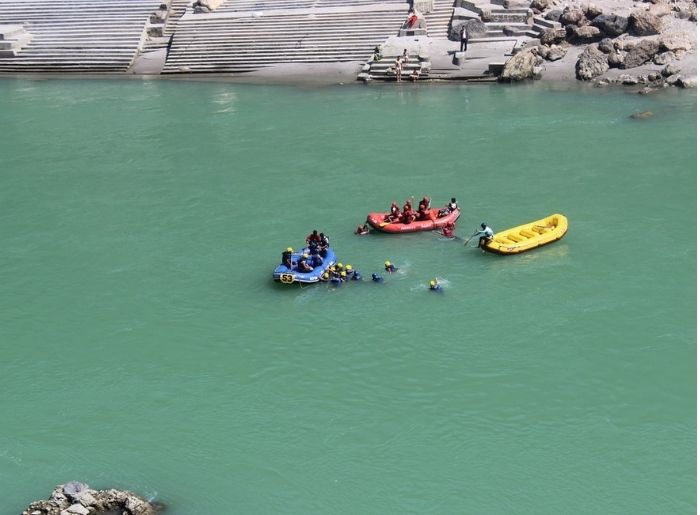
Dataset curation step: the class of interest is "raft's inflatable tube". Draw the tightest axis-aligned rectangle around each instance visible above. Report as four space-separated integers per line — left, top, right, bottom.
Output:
272 247 337 284
366 208 460 233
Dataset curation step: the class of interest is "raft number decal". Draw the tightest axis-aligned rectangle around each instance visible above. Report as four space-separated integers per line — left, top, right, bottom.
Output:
280 274 295 284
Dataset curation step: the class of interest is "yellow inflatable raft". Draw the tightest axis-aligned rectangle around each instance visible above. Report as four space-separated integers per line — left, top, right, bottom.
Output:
481 214 568 255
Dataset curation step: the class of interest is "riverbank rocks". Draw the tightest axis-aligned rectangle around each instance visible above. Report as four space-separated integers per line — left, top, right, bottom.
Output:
530 0 556 12
607 50 626 67
622 38 660 68
545 9 563 21
576 44 609 79
545 44 567 60
629 10 665 35
500 49 538 81
661 62 681 76
598 37 615 53
21 482 161 515
652 50 677 64
680 76 697 88
540 27 566 44
583 3 603 19
591 14 629 36
560 6 585 25
659 32 694 53
569 25 602 43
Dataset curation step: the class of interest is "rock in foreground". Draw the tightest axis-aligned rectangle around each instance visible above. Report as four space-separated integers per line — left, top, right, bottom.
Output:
22 482 162 515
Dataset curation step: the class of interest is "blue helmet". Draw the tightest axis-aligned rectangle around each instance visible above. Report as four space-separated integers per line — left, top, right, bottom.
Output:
481 222 487 229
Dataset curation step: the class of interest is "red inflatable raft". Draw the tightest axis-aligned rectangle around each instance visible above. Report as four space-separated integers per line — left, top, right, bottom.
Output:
366 207 461 233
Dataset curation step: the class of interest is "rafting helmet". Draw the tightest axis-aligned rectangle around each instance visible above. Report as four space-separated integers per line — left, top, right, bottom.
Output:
337 262 343 269
384 260 391 267
341 271 347 277
286 247 293 252
322 272 329 279
480 223 487 229
345 264 352 271
429 280 436 287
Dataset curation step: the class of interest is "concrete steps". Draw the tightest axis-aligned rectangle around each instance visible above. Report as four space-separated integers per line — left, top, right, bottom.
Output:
359 53 430 80
0 0 160 72
423 0 454 38
163 7 405 73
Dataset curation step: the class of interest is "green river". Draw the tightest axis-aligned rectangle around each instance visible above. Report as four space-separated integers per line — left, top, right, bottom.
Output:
0 78 696 514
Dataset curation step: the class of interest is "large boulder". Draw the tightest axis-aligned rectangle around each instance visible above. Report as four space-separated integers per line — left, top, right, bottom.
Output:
583 3 604 19
622 38 660 68
576 44 609 79
608 50 626 67
449 19 487 40
680 77 697 88
500 49 538 81
560 6 585 24
661 62 681 76
598 37 616 53
591 14 629 36
545 45 567 60
544 9 562 21
653 51 678 64
540 27 566 44
659 31 694 53
629 10 664 35
531 0 555 11
570 24 603 43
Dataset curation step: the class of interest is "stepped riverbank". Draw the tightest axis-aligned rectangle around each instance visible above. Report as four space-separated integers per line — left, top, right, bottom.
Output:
0 0 695 90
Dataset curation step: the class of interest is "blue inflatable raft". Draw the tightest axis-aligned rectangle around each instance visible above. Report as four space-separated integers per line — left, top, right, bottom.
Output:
273 247 337 284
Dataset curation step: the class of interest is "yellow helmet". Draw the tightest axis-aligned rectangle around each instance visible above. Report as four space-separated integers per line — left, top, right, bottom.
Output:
337 262 344 269
345 264 352 271
384 260 391 267
286 247 293 252
322 272 329 279
303 254 309 258
341 271 347 277
430 280 436 287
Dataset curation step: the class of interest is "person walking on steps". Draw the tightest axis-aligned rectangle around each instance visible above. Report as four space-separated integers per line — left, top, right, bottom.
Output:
460 25 469 53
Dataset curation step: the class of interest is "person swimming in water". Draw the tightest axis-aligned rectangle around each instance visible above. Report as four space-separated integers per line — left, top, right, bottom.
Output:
429 278 441 291
355 223 370 235
384 261 397 273
371 273 384 283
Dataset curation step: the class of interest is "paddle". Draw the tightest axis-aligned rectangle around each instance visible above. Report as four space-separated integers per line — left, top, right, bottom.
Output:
464 228 479 246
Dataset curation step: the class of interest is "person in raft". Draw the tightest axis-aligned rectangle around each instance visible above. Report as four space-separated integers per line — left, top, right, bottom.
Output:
384 260 397 273
297 255 313 273
306 230 321 246
355 223 370 235
416 201 431 221
281 247 293 268
386 201 400 222
475 222 494 248
420 196 431 210
438 197 458 217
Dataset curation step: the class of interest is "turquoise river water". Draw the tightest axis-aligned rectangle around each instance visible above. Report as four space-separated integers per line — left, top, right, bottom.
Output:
0 78 696 514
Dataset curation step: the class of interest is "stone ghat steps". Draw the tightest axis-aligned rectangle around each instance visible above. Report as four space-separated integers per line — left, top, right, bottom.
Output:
216 0 406 11
363 55 430 80
423 0 456 38
0 0 160 72
164 10 404 73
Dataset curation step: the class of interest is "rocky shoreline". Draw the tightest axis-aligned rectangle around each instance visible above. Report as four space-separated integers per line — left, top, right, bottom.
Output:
21 482 162 515
499 0 696 91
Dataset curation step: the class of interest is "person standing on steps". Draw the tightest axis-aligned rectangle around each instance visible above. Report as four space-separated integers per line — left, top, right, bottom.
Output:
460 25 469 53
